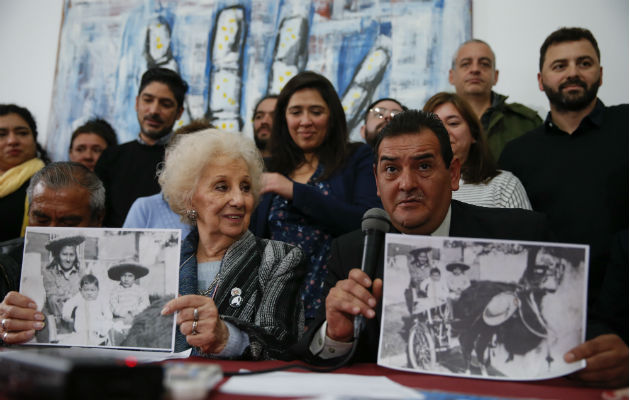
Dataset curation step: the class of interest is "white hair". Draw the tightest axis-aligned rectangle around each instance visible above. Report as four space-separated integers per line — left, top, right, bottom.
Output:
158 129 264 224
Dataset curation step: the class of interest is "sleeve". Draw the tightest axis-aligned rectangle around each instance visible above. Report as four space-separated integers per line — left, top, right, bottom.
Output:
221 243 306 360
122 198 148 228
62 294 81 322
501 171 532 210
291 145 381 236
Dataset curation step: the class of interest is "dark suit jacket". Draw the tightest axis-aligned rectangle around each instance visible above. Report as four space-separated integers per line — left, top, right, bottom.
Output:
294 199 552 364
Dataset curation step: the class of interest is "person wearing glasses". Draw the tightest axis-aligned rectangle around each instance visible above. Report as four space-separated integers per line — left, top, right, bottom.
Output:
360 98 407 147
250 71 381 327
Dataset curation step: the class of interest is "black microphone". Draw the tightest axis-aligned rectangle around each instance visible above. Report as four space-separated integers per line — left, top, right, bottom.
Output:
354 208 391 339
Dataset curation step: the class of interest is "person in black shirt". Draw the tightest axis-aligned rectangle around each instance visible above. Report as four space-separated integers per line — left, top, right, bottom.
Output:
95 68 188 227
499 27 628 388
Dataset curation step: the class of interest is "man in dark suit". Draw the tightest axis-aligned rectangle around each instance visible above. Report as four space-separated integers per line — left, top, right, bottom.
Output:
296 110 625 388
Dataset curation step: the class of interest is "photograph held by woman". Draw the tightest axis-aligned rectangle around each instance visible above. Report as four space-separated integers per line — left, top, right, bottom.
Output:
423 92 531 209
0 104 50 241
159 129 306 360
250 71 381 324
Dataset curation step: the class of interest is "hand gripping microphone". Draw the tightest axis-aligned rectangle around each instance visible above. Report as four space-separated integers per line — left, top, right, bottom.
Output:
354 208 391 339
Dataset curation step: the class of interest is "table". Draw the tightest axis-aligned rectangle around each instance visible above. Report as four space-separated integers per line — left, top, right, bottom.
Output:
190 359 604 400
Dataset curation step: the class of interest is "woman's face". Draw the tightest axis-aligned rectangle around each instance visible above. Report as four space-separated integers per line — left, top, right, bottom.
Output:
285 88 330 155
59 245 77 270
432 102 474 166
191 156 255 244
0 113 37 173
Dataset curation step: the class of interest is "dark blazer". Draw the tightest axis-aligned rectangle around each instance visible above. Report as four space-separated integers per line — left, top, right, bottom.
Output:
294 199 552 364
250 144 381 238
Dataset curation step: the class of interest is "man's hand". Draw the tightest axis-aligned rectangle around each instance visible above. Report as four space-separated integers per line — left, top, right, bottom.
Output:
565 334 629 388
325 268 382 342
0 291 46 344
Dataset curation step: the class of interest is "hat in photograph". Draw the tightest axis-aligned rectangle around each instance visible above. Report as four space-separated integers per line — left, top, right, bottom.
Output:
483 291 519 326
446 262 471 272
45 235 85 254
108 262 149 281
409 247 432 256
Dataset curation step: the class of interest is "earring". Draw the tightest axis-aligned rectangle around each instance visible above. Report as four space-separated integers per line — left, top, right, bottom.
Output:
186 209 198 224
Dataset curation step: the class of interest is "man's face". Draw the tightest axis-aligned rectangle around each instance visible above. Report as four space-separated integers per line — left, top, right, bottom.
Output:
449 42 498 97
29 182 101 227
374 130 460 235
538 39 602 112
120 272 136 288
135 81 184 144
361 100 404 146
253 98 277 150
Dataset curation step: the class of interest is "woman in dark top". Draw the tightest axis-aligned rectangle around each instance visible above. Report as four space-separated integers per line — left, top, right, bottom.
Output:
0 104 49 241
250 71 381 324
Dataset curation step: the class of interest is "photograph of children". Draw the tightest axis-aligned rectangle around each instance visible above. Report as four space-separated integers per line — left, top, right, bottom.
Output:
19 227 180 351
378 234 588 381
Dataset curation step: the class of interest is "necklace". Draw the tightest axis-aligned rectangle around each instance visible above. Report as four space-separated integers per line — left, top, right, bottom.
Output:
199 273 220 299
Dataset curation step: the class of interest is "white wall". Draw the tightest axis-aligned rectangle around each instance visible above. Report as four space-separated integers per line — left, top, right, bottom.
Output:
0 0 627 148
473 0 629 116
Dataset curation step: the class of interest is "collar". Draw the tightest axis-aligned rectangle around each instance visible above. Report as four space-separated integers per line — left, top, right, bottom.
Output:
432 204 451 237
136 132 173 146
543 98 605 133
54 262 80 279
489 91 507 108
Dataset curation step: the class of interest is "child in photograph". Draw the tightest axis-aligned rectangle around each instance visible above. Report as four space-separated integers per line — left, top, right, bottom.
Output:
420 268 450 309
62 274 113 345
108 263 150 344
446 262 471 300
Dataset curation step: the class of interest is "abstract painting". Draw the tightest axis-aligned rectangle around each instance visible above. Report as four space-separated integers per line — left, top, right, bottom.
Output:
47 0 471 161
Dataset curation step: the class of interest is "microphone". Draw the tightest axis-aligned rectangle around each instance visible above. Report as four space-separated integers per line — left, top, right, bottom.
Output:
354 208 391 339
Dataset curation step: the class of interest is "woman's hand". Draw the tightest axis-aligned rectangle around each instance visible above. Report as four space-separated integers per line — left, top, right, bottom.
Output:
0 291 46 344
260 172 294 199
162 295 229 354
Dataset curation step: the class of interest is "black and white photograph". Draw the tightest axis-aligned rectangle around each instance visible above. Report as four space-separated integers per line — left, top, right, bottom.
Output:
19 227 180 351
378 234 588 380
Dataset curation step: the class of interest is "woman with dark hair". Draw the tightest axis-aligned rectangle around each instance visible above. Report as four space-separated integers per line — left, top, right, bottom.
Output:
0 104 50 241
423 92 531 209
250 71 381 323
69 118 118 171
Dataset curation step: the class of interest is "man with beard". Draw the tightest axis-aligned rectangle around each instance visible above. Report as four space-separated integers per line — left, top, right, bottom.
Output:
449 40 541 161
252 95 277 159
360 98 406 147
500 27 628 387
95 68 188 227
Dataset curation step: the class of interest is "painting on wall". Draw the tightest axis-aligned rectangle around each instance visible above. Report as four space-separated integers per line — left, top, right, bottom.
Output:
47 0 471 161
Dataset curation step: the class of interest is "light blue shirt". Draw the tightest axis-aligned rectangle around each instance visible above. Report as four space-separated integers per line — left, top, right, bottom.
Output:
123 193 192 239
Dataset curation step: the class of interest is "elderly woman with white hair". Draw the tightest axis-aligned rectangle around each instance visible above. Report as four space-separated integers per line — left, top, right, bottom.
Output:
159 129 306 360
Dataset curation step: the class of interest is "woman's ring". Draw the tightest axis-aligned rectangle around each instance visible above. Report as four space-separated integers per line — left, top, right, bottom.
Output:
191 320 199 335
193 308 199 322
1 319 7 331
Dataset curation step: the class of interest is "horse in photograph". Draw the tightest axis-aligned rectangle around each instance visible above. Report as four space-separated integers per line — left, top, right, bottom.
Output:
451 246 566 375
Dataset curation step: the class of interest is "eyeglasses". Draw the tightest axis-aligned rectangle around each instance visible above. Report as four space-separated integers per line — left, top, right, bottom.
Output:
369 107 402 119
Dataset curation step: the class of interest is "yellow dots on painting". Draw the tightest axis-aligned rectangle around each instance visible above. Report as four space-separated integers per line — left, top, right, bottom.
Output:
221 122 227 129
223 78 228 83
218 44 223 50
281 43 286 49
230 27 234 33
279 76 285 83
229 122 235 129
222 26 227 31
353 92 360 99
229 18 235 23
216 85 221 90
157 23 162 28
224 35 229 41
285 71 292 76
343 105 349 111
177 120 184 126
291 34 296 39
228 98 236 105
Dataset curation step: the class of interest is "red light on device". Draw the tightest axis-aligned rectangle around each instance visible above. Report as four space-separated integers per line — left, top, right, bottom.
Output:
125 357 138 368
